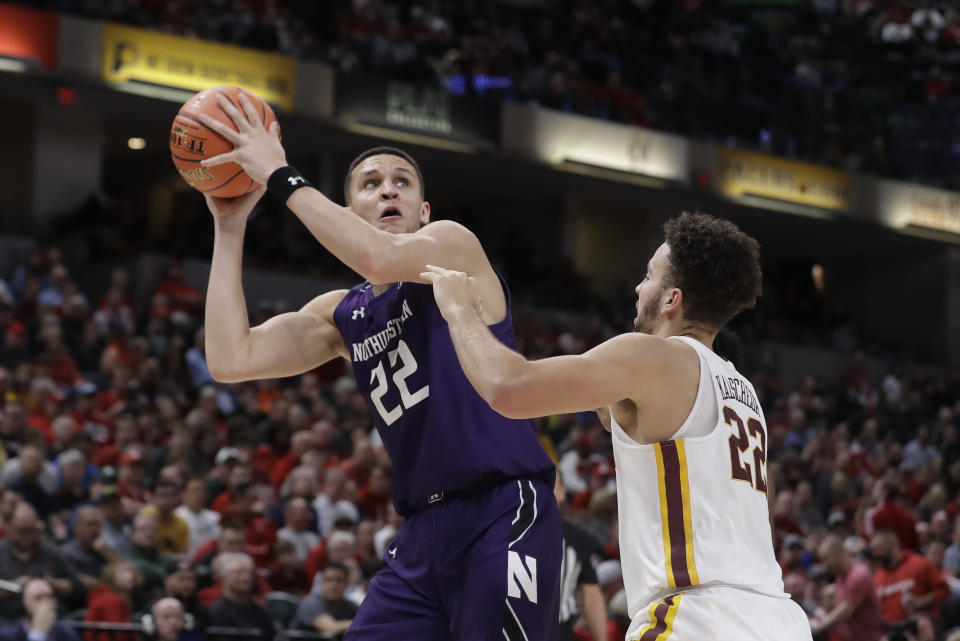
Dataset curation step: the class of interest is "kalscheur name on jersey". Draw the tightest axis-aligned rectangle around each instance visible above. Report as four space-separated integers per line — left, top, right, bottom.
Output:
714 374 761 414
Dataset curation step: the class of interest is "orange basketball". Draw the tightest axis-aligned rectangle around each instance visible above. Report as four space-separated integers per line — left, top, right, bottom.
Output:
170 86 278 198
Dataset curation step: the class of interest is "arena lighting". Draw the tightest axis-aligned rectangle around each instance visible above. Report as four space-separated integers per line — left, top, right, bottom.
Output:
811 265 825 294
0 57 28 73
736 194 837 221
556 160 668 190
110 80 196 104
127 137 147 150
340 121 476 154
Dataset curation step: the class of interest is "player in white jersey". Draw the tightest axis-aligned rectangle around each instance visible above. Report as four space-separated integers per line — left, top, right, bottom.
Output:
421 213 813 641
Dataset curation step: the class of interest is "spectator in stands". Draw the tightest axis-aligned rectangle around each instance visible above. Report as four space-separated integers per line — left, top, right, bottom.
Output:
156 560 206 631
59 505 119 590
55 448 90 513
871 529 950 625
190 522 246 589
116 448 150 515
153 259 202 320
292 561 357 640
0 503 80 619
206 552 275 641
275 465 320 529
140 481 189 557
266 539 310 596
209 465 252 516
902 425 939 473
174 478 220 556
84 560 142 641
94 487 130 557
4 445 57 520
353 520 378 566
276 497 319 563
945 515 960 576
127 512 171 593
306 525 359 582
0 577 81 641
270 431 320 490
812 534 883 640
864 480 920 551
314 468 359 537
794 480 824 531
147 597 187 641
0 402 30 460
355 464 390 524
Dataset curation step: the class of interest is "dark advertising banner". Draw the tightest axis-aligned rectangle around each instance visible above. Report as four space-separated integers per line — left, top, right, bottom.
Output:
336 74 499 149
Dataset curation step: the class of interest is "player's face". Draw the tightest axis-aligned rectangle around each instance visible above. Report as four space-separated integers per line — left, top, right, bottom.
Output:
634 243 671 334
348 155 430 234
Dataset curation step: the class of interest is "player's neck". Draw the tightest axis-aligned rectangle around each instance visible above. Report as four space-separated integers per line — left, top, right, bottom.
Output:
370 281 395 296
655 319 716 350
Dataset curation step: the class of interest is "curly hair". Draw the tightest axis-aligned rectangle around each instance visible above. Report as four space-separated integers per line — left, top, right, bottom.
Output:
663 212 762 329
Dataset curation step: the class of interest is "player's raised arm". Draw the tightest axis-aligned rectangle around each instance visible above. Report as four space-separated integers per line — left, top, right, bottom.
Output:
203 189 349 383
197 94 493 287
420 265 671 419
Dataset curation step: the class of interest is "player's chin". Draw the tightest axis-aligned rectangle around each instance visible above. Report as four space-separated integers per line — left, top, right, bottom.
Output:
378 216 413 233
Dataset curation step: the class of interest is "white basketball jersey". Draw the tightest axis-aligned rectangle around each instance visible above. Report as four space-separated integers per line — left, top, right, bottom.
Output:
611 335 786 622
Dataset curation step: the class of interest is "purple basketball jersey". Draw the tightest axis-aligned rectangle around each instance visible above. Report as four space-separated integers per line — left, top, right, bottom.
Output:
333 275 553 515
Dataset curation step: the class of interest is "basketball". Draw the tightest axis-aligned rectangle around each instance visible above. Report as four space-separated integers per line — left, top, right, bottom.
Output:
170 86 278 198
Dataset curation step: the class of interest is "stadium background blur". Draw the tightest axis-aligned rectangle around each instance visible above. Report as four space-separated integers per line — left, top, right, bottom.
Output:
1 0 960 640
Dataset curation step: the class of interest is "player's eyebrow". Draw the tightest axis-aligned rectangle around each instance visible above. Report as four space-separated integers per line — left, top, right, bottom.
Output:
358 166 413 179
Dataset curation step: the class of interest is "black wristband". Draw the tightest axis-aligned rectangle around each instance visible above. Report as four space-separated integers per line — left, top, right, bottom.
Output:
267 166 312 204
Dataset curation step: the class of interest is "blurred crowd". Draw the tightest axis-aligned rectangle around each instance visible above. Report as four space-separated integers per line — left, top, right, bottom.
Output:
0 241 957 641
14 0 960 187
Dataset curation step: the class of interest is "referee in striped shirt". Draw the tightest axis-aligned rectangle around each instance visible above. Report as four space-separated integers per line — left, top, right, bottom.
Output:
555 469 609 641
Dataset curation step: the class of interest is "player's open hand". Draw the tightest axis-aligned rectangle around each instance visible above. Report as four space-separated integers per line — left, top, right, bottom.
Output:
198 93 286 184
420 265 484 322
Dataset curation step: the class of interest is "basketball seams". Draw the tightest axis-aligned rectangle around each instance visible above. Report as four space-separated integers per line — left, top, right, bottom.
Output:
171 86 275 198
198 168 245 193
170 153 202 163
213 87 241 113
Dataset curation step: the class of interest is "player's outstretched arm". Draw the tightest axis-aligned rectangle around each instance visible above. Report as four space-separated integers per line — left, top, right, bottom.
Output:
198 95 495 289
421 265 662 419
204 189 349 383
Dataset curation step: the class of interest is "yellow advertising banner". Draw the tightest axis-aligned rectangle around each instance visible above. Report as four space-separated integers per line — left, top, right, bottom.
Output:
874 179 960 235
101 23 295 110
716 149 851 211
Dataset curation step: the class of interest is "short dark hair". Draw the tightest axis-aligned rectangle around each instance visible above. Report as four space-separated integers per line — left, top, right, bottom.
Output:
343 146 424 205
663 212 762 329
322 560 348 576
155 480 180 494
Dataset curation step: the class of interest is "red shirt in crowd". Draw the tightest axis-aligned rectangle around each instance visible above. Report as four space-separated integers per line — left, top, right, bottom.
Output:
873 551 950 624
197 576 272 606
864 500 920 552
356 486 390 523
834 562 884 641
270 452 299 489
84 586 133 641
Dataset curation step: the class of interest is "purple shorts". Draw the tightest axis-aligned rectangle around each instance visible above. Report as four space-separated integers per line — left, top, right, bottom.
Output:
345 477 561 641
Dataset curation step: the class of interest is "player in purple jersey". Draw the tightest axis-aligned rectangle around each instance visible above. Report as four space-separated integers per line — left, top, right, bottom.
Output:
196 95 560 641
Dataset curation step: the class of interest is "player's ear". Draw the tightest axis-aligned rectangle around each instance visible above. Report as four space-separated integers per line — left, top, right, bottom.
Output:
663 287 683 315
419 201 431 225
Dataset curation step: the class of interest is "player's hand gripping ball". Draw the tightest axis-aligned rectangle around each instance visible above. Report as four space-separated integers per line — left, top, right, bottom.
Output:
170 86 278 198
